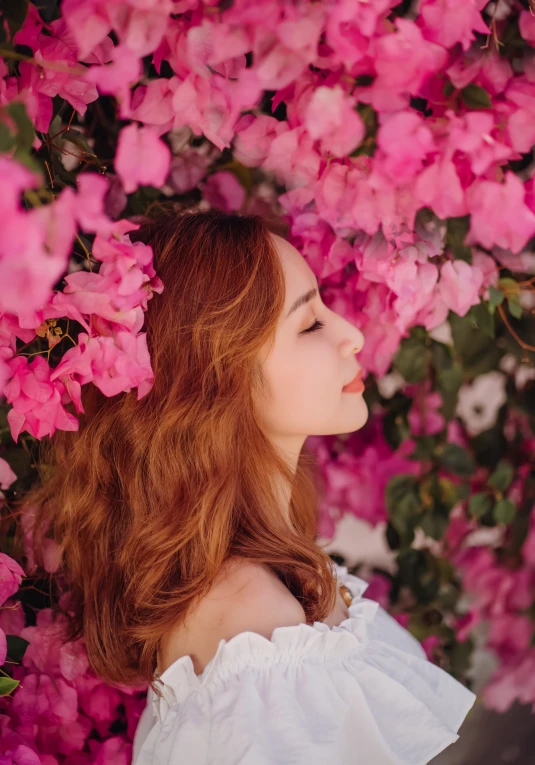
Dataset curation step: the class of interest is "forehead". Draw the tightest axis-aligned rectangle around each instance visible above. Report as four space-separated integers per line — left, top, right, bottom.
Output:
270 234 315 304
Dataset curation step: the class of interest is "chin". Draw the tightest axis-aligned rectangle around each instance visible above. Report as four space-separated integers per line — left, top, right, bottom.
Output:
343 397 369 432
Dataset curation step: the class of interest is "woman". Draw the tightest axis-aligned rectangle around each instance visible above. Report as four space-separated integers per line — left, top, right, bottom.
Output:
29 209 475 764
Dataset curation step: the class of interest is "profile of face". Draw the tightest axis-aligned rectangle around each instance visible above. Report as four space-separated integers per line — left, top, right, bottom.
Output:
257 234 367 461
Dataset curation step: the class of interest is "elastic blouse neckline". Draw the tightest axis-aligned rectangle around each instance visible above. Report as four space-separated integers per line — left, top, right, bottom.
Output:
152 569 376 704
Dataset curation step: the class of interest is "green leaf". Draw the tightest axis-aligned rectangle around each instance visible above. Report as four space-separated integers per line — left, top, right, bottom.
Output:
488 285 504 315
386 475 421 535
470 301 495 338
0 122 15 153
430 340 453 372
396 548 440 604
449 311 504 379
5 634 29 663
5 102 35 153
407 612 435 641
386 520 416 550
498 277 520 296
420 510 449 540
437 363 463 420
494 498 516 525
445 216 472 263
408 436 438 461
356 103 378 131
448 638 474 678
63 127 94 155
438 477 459 510
393 336 428 383
468 492 493 519
436 443 476 478
437 364 463 394
12 150 43 175
460 84 492 110
507 296 523 320
0 677 19 696
456 482 471 501
487 461 514 492
382 393 412 450
386 475 420 511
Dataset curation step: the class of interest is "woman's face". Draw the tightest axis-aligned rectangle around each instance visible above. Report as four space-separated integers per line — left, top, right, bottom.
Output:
257 234 367 461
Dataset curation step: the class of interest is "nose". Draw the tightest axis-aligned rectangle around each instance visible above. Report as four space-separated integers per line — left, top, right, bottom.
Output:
344 325 364 356
352 327 364 354
331 306 365 355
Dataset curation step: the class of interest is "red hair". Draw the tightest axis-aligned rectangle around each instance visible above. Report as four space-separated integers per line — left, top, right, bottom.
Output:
23 208 338 690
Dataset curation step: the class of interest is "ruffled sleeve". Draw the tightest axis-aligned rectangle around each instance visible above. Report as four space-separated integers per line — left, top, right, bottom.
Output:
133 564 476 765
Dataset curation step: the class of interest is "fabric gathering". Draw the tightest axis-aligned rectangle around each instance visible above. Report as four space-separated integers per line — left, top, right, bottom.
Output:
132 565 477 765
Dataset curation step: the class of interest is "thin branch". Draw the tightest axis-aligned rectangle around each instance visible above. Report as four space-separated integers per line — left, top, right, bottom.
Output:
497 303 535 352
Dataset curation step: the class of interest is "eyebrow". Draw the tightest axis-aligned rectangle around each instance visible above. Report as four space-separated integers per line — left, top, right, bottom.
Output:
285 287 318 318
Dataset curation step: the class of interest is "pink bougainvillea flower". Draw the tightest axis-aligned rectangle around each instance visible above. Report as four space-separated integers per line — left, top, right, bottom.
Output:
0 741 42 765
504 75 535 154
487 613 533 663
519 9 535 45
45 226 162 336
50 331 154 400
414 156 468 220
74 170 115 236
169 68 263 151
14 11 99 118
202 170 246 212
465 172 535 254
521 504 535 566
60 0 112 60
0 458 16 491
417 0 490 51
3 356 79 442
388 260 440 334
438 259 484 317
482 649 535 713
234 114 287 166
408 390 445 436
0 158 78 326
12 672 78 724
303 85 365 157
0 553 25 607
365 18 448 111
376 110 435 184
115 123 171 193
447 110 512 176
62 0 173 60
129 78 175 127
83 43 143 116
185 16 251 77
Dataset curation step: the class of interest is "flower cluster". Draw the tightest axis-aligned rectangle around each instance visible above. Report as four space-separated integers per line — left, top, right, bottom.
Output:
0 0 535 761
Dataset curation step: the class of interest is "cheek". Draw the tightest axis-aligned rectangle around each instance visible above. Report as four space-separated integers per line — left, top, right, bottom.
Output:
279 343 339 397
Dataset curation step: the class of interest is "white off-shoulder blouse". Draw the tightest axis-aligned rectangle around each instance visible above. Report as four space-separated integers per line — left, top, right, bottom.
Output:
132 564 476 765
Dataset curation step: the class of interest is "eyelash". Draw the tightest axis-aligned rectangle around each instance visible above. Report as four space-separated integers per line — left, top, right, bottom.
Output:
302 320 325 334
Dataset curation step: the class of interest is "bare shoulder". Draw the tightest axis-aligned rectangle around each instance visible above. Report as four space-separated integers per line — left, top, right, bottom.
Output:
158 559 307 676
205 558 307 638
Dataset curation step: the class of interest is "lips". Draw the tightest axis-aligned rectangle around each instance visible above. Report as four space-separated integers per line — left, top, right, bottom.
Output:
342 370 364 393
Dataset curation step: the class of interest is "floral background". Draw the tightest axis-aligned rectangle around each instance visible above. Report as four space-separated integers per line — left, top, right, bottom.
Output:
0 0 535 762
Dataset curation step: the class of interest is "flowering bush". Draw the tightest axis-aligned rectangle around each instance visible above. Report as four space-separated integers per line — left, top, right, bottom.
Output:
0 0 535 761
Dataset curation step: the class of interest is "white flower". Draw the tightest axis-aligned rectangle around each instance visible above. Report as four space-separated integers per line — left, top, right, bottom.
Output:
499 353 535 391
428 320 453 346
456 371 507 436
377 370 406 399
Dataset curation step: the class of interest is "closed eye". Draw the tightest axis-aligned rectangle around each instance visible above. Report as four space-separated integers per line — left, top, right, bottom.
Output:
301 320 325 334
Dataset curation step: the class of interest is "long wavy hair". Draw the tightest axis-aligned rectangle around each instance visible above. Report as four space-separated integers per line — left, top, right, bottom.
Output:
21 207 338 690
